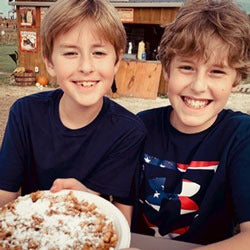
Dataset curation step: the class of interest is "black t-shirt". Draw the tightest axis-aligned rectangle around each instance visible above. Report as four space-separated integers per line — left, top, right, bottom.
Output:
0 89 146 200
134 106 250 245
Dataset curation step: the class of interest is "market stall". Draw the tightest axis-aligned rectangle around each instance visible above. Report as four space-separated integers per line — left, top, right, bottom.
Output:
9 0 181 98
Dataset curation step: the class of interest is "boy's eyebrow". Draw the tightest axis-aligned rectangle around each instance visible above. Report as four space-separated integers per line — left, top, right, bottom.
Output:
175 57 194 63
211 63 229 69
58 42 107 49
58 44 78 49
177 56 230 68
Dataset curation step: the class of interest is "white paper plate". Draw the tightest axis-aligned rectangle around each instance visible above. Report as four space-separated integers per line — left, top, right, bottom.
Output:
54 190 131 249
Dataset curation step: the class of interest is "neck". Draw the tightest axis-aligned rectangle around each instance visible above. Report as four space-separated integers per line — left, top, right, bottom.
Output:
59 95 103 129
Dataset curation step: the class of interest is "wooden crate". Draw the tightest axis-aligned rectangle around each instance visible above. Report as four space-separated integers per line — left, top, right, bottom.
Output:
115 60 162 99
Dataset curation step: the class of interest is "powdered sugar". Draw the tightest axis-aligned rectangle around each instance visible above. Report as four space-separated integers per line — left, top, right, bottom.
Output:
0 190 118 249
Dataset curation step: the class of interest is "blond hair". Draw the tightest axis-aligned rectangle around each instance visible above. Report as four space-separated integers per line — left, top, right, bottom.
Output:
41 0 126 64
159 0 250 85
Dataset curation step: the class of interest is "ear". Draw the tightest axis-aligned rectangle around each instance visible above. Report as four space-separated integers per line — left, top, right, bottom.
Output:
232 72 242 91
163 68 169 82
44 57 56 77
114 49 123 75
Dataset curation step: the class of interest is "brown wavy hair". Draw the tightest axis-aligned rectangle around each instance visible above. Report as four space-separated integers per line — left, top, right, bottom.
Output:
159 0 250 85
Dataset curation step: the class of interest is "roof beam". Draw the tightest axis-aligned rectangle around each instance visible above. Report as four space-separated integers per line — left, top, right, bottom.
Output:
9 1 182 8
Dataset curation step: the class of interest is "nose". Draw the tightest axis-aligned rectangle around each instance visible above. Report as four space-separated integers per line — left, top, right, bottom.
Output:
190 72 208 93
78 55 94 74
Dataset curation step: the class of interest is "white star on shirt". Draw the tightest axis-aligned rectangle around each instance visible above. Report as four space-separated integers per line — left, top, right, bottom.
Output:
144 157 151 163
153 191 160 198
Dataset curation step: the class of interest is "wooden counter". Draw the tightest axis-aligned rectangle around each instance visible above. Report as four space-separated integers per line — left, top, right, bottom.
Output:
115 59 163 99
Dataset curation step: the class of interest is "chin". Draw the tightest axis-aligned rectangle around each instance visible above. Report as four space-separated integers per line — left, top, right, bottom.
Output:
78 99 103 108
74 92 103 105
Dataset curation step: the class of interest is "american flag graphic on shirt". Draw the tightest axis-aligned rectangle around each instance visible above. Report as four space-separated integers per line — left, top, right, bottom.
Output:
140 153 219 238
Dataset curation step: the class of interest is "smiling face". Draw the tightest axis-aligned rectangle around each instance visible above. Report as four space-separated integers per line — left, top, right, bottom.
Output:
165 37 237 134
44 19 121 110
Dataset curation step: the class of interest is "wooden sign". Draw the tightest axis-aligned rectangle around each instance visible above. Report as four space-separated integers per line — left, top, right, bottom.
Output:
117 8 134 23
20 7 36 28
20 31 37 52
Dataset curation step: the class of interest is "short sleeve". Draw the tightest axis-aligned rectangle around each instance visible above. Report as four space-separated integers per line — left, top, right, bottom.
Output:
229 133 250 223
0 102 25 191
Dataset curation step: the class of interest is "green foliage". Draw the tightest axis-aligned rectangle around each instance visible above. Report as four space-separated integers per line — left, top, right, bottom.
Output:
0 45 18 73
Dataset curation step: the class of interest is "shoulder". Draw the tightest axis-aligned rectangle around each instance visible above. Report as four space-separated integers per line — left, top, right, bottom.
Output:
218 109 250 139
137 106 170 127
104 97 146 132
10 89 61 112
220 109 250 127
14 88 61 105
138 106 170 118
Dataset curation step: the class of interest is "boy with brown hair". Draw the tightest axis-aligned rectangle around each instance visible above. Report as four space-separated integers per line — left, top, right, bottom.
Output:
0 0 145 223
134 0 250 248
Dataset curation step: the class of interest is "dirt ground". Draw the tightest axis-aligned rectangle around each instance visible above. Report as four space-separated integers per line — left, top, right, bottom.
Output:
0 84 250 145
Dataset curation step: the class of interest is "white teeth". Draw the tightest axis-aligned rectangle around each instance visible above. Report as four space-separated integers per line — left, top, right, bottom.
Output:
184 97 209 109
75 81 96 87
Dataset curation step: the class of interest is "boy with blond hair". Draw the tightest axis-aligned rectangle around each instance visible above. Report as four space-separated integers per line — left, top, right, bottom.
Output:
0 0 145 223
133 0 250 248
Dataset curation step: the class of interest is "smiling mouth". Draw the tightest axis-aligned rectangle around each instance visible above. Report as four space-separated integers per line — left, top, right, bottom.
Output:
182 96 211 109
73 81 98 88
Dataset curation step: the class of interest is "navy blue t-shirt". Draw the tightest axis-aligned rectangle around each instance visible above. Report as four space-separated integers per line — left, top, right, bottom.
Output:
134 106 250 245
0 89 146 199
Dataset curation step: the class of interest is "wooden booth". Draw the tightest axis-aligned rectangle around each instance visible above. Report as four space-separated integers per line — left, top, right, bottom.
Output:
10 0 181 98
